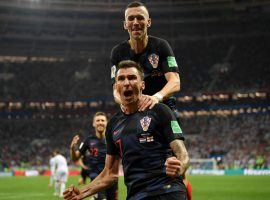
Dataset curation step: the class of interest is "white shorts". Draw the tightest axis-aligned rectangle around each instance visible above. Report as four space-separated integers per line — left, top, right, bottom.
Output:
55 170 68 182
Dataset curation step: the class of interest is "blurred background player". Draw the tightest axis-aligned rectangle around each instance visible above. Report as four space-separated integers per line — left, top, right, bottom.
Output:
70 112 118 200
48 153 56 188
52 150 69 198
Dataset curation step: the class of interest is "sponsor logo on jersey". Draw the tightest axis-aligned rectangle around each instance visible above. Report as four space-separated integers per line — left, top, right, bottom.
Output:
139 133 154 143
148 53 159 68
113 130 120 135
167 56 178 67
171 120 182 134
111 65 116 78
140 116 151 131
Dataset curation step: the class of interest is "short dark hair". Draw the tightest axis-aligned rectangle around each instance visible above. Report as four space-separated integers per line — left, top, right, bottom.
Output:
126 1 146 9
54 149 60 155
116 60 144 80
125 1 149 13
94 111 107 119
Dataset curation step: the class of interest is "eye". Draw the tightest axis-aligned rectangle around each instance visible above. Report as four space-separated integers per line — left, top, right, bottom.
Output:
117 76 125 81
136 16 144 21
128 75 137 80
128 16 135 21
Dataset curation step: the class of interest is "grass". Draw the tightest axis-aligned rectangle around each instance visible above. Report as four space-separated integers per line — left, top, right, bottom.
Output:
0 175 270 200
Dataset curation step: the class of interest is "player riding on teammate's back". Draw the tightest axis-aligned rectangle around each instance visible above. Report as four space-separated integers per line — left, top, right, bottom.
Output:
111 1 181 112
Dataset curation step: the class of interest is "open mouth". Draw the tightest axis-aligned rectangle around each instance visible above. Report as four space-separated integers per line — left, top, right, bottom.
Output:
123 90 133 97
132 28 142 33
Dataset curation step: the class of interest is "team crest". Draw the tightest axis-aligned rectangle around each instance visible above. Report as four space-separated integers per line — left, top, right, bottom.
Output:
148 53 159 68
140 116 152 131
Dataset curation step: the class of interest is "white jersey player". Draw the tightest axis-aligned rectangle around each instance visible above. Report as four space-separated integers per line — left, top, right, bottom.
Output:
49 154 56 187
52 150 69 197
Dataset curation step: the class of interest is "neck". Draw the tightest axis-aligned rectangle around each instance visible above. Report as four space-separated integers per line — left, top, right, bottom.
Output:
122 102 139 115
96 131 105 139
129 35 148 54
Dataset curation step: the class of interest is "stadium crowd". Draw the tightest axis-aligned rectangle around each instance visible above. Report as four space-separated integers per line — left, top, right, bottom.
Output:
1 113 269 171
0 37 269 101
183 114 270 169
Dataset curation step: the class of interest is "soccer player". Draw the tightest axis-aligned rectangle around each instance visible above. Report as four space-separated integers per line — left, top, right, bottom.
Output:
70 112 118 200
52 150 69 198
111 1 180 112
48 153 56 188
64 60 189 200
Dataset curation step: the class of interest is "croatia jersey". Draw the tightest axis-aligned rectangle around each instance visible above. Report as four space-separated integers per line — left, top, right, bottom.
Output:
106 103 186 200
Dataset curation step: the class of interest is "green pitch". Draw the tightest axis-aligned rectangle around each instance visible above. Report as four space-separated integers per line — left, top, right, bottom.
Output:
0 175 270 200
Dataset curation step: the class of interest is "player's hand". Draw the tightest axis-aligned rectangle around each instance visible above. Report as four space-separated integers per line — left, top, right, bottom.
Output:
63 185 81 200
138 94 158 111
70 135 80 149
82 166 89 170
165 156 182 177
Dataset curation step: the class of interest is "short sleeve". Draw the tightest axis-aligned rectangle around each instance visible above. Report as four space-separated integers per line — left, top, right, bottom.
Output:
153 103 184 143
79 137 89 155
159 39 179 74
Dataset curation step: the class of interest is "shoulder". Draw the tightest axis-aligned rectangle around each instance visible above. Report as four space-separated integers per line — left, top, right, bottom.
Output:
107 111 123 128
111 40 129 54
149 35 170 47
152 103 172 113
83 136 92 143
54 155 60 161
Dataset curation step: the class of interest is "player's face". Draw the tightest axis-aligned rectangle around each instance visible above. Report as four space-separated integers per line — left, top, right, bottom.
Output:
93 115 107 133
124 6 151 40
115 67 145 106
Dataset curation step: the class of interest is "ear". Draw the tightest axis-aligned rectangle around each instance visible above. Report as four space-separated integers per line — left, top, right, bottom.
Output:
123 21 128 30
141 81 145 91
92 117 96 127
147 18 151 27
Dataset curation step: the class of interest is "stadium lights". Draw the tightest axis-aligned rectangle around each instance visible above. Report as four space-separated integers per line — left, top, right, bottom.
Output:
0 102 6 109
8 102 22 110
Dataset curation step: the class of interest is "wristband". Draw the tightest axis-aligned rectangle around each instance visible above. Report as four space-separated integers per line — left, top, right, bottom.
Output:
153 93 163 102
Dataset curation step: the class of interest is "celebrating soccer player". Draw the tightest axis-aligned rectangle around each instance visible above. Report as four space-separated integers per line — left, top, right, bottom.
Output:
64 60 189 200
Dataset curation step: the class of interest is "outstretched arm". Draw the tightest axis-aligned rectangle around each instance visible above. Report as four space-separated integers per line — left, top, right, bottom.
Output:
64 154 119 200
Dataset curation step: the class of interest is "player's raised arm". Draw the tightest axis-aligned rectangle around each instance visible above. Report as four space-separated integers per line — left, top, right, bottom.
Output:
70 135 81 161
63 154 119 200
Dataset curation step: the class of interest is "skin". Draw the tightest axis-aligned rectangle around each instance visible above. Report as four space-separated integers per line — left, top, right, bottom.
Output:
64 155 119 200
114 6 180 111
115 67 145 114
70 115 107 161
166 140 190 177
64 66 189 200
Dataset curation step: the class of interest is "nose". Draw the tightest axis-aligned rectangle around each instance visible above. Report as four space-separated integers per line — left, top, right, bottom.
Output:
133 17 139 24
123 78 130 86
